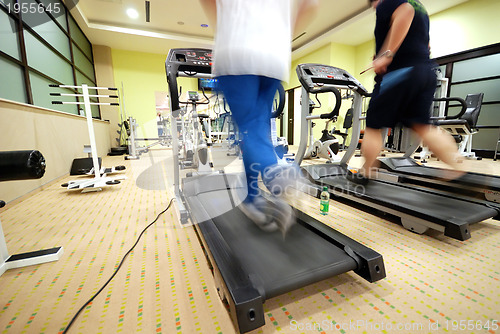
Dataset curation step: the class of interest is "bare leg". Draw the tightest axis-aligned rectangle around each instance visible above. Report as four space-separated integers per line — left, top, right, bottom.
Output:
360 127 384 177
412 123 466 177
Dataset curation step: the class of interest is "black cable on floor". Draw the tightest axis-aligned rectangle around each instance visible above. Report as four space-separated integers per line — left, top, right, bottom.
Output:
62 198 175 334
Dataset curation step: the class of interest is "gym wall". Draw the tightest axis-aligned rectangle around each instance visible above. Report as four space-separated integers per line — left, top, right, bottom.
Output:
429 0 500 58
0 98 111 203
93 45 120 148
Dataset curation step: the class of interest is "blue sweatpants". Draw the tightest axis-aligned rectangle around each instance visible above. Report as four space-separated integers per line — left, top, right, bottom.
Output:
217 75 280 202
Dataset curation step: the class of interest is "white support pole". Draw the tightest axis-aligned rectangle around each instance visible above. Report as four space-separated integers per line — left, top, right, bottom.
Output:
0 220 9 276
82 84 101 179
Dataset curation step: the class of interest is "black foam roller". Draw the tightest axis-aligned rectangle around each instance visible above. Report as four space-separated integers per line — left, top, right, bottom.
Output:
0 150 46 182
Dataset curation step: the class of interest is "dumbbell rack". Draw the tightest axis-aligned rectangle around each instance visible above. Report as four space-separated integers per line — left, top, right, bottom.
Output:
51 84 127 192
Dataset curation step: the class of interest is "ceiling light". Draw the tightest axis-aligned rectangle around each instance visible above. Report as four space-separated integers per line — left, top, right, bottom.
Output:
126 8 139 19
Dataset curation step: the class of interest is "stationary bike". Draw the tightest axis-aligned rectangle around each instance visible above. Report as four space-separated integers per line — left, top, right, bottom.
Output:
177 90 213 173
304 97 340 162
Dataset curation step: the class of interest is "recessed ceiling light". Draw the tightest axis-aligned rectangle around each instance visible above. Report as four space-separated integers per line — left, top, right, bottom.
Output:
201 24 209 28
126 8 139 19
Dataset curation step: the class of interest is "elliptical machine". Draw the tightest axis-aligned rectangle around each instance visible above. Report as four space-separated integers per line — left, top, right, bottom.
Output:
303 96 341 162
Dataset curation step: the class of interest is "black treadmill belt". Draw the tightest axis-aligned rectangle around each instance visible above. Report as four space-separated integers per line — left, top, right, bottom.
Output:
209 207 357 299
322 176 497 225
396 166 500 191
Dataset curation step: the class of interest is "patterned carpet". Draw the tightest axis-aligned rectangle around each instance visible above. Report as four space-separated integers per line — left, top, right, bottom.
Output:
0 149 499 333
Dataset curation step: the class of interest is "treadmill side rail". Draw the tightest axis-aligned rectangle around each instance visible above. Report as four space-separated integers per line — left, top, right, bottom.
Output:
296 210 386 283
188 196 265 333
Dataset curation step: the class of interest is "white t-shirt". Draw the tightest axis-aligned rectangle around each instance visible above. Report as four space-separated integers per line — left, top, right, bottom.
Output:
213 0 293 82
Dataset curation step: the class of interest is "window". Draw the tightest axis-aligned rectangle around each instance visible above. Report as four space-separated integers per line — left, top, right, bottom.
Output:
0 0 100 117
435 43 500 152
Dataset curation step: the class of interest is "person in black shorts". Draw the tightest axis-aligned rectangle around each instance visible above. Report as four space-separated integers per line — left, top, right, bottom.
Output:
349 0 465 184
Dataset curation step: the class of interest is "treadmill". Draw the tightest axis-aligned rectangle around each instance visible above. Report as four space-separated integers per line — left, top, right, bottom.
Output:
295 63 500 241
166 49 386 333
377 98 500 204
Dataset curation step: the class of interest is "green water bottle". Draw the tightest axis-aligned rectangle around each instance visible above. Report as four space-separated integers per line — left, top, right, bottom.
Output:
320 186 329 215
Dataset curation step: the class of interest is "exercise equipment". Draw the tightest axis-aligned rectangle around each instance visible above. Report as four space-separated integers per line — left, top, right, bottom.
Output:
51 84 127 192
303 95 341 162
295 63 499 241
377 92 500 203
0 150 63 277
436 93 484 160
125 115 172 160
174 89 213 172
166 48 386 333
270 84 294 164
0 150 46 181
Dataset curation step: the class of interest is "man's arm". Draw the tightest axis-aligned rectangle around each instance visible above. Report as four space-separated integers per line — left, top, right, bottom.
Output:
373 2 415 75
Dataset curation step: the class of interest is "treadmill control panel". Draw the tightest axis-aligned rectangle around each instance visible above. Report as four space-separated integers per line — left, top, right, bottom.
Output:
296 63 369 96
174 49 212 66
170 49 213 67
166 48 213 115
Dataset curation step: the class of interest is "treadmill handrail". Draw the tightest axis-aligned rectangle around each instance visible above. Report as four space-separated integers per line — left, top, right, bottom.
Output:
306 85 342 120
270 83 286 119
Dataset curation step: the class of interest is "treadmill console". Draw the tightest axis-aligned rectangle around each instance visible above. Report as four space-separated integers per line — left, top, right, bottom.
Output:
166 48 213 115
296 63 369 96
167 49 213 68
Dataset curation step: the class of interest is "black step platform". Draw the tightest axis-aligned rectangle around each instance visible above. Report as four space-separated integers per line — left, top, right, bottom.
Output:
182 173 386 333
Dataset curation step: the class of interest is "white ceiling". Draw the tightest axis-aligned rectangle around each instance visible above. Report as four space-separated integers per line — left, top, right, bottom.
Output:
68 0 469 59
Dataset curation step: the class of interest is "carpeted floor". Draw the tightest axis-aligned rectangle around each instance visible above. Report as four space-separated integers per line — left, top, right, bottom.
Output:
0 148 499 333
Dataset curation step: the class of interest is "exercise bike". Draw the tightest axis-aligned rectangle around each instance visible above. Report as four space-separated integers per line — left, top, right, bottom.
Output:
303 97 341 162
176 90 213 173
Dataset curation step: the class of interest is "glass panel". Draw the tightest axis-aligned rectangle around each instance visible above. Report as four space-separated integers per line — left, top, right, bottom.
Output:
477 104 500 126
472 129 499 150
76 98 101 118
73 43 95 81
75 69 95 86
450 79 500 103
24 29 73 84
0 57 27 103
90 103 100 118
19 0 58 32
31 16 71 60
30 71 78 114
0 10 21 59
68 15 92 59
0 0 14 7
453 54 500 82
39 0 67 31
446 105 463 119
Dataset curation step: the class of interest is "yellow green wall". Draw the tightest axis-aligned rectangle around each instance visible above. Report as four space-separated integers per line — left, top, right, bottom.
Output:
108 0 500 146
111 49 199 140
429 0 500 58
